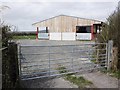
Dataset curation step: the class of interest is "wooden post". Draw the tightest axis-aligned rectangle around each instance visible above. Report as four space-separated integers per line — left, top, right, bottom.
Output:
91 24 94 40
0 31 1 89
111 47 118 71
8 42 19 87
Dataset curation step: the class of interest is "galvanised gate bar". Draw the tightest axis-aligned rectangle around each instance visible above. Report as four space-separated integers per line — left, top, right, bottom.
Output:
18 43 108 80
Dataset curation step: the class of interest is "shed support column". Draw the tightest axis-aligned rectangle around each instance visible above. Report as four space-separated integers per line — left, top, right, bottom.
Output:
91 25 94 40
36 27 39 40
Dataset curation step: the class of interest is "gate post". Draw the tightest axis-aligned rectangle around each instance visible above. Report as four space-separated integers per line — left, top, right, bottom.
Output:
107 40 113 70
8 42 19 87
18 45 22 79
72 46 74 72
49 46 50 76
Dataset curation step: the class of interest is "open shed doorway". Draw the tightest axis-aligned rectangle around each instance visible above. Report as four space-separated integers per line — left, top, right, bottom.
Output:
76 26 91 33
92 24 102 39
76 26 91 40
38 27 49 39
93 24 102 34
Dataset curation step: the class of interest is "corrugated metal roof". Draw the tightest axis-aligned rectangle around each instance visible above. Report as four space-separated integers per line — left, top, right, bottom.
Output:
32 14 103 25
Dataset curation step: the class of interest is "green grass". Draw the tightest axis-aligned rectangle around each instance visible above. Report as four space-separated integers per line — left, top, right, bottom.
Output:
91 59 97 64
65 75 92 88
110 71 120 78
57 66 93 88
90 52 98 64
13 35 36 39
57 66 68 73
100 68 120 78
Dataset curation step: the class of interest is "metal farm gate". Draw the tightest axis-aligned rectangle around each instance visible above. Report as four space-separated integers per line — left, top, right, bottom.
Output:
18 41 113 80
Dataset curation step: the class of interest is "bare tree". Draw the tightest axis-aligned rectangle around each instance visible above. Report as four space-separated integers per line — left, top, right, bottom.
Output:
0 5 9 11
0 5 10 25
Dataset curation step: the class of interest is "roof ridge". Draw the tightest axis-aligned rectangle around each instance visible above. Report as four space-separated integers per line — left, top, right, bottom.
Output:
32 14 103 25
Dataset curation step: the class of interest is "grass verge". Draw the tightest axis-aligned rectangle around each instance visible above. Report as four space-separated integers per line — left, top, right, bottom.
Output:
57 65 93 88
100 68 120 78
13 35 36 39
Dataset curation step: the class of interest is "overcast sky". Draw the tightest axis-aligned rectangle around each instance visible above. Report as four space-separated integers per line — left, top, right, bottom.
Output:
0 0 119 31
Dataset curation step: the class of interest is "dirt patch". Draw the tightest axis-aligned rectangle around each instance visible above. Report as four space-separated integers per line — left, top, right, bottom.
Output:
77 71 118 88
20 76 78 88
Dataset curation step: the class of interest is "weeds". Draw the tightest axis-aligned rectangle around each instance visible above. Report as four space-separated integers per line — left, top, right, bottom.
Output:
100 68 120 78
57 65 93 88
65 74 92 88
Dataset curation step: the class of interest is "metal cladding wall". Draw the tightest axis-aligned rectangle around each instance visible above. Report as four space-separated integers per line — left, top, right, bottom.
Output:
62 32 76 40
76 33 91 40
49 33 61 40
49 32 76 40
38 33 49 39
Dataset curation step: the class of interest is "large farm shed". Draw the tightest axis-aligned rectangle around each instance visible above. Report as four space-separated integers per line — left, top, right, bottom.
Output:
32 15 103 40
